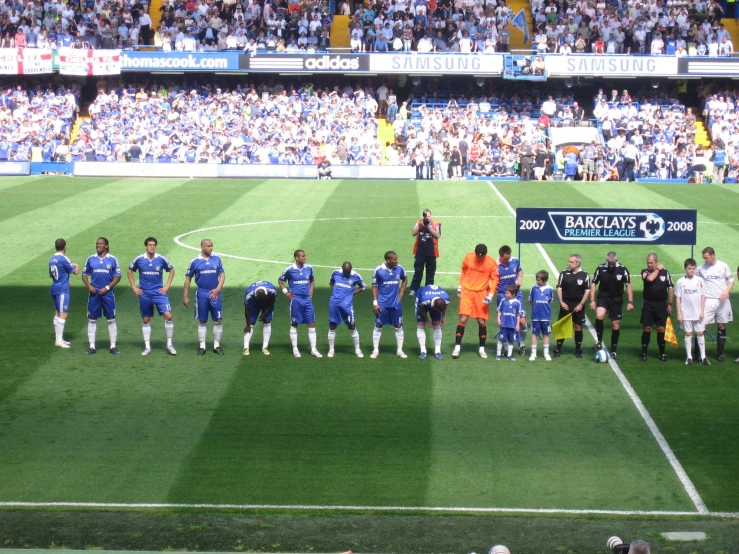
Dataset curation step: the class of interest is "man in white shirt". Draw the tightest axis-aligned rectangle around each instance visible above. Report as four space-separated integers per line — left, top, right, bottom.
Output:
696 246 734 362
675 258 709 365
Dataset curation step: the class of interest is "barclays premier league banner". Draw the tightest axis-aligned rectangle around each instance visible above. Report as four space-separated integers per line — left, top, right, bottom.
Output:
516 208 697 245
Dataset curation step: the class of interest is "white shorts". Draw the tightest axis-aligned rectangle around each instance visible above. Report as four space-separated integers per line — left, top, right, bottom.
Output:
682 320 705 334
703 297 733 325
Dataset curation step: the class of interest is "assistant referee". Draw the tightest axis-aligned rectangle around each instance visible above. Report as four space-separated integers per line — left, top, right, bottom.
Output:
555 254 591 358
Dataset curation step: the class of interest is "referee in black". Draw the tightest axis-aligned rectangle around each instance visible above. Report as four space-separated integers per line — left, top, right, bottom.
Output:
589 251 634 360
555 254 591 358
640 252 674 362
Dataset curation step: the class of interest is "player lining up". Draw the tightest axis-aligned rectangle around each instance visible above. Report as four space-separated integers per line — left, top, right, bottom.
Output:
82 237 121 355
49 238 80 348
280 249 322 358
371 251 408 359
497 245 527 355
243 281 277 356
183 239 225 356
415 284 450 360
328 262 366 358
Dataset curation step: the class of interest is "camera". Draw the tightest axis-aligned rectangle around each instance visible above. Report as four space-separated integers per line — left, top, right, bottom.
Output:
608 536 630 554
423 217 430 226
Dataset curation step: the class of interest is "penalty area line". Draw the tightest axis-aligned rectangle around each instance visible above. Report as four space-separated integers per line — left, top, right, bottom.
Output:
486 181 709 515
0 501 735 518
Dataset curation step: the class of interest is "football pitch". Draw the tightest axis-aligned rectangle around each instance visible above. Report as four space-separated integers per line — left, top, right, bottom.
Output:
1 177 739 533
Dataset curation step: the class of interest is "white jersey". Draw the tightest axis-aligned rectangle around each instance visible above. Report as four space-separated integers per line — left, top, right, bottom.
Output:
696 260 733 299
675 275 705 321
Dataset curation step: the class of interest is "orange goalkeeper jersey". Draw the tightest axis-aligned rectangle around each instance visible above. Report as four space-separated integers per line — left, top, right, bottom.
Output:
459 253 499 293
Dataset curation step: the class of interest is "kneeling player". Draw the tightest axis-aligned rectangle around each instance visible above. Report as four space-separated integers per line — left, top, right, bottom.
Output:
328 262 366 358
676 259 710 366
128 237 176 356
415 284 450 360
497 284 524 361
528 270 554 361
243 281 277 356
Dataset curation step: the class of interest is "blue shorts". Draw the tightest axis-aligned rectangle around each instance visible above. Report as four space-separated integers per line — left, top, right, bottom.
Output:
87 291 116 319
416 306 442 324
290 295 315 325
497 291 525 313
140 290 172 318
376 305 403 327
195 289 223 322
52 291 71 313
329 302 355 326
247 299 274 324
532 320 551 336
499 327 518 343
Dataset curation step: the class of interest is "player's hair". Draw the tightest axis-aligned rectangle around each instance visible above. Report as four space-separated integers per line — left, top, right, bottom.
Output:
684 258 697 269
97 237 109 253
55 238 66 252
293 249 305 259
200 238 212 248
342 261 352 272
535 270 549 282
569 254 582 265
255 288 267 301
384 250 397 261
144 237 157 247
702 246 715 256
628 540 650 554
432 298 446 310
499 245 512 256
506 284 519 295
647 252 658 262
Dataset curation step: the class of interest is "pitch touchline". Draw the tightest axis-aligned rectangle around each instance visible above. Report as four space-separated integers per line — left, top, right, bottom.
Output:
173 215 509 276
486 181 709 515
0 501 736 518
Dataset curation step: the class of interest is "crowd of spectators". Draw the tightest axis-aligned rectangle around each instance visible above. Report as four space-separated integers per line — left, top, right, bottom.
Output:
0 81 79 162
530 0 733 56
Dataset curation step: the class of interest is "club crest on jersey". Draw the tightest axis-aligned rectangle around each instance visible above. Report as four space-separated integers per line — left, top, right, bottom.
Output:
105 264 111 269
577 279 583 285
660 275 666 281
155 266 161 271
617 275 622 280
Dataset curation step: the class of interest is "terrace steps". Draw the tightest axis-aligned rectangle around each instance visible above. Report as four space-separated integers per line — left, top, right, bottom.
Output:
330 15 352 49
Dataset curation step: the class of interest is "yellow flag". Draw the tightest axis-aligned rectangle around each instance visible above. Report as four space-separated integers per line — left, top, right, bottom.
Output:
552 313 574 341
664 317 679 349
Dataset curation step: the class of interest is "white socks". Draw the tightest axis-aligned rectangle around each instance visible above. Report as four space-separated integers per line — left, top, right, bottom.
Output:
308 327 317 350
88 319 97 348
263 323 271 349
372 327 382 351
395 327 404 351
142 323 151 349
433 327 442 353
328 328 336 351
164 320 174 346
290 327 298 349
416 325 427 353
351 329 360 351
244 328 253 349
497 340 504 356
698 334 706 359
54 316 66 343
198 324 207 349
213 323 223 347
107 318 117 348
687 334 707 360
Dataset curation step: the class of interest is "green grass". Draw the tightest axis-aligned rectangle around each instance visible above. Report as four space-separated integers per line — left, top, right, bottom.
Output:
1 177 738 552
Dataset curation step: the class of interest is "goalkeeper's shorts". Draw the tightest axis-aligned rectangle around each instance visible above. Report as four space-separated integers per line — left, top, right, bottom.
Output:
458 288 490 320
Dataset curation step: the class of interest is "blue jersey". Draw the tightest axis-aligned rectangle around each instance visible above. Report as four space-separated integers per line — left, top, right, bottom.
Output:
528 284 554 321
279 263 314 297
372 263 407 309
329 270 366 305
498 297 524 329
49 253 75 295
129 253 174 290
416 284 450 311
244 280 278 305
83 253 121 289
185 255 225 291
496 256 522 293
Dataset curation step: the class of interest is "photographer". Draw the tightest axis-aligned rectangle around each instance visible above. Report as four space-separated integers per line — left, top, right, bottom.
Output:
316 158 332 179
409 209 441 297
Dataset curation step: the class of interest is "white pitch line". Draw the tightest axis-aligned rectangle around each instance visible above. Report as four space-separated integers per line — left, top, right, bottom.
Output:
173 215 507 276
486 181 709 515
0 501 736 518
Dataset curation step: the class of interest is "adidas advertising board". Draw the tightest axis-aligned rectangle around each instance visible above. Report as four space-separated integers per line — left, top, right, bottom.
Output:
240 54 369 72
516 208 697 245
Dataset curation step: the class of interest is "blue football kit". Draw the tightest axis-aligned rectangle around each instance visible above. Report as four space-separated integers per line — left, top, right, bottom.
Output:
498 297 524 343
244 281 278 324
496 256 525 308
329 269 366 326
279 263 315 325
49 253 76 313
83 253 122 319
528 284 554 336
372 263 407 327
185 255 225 321
129 253 174 318
415 284 450 323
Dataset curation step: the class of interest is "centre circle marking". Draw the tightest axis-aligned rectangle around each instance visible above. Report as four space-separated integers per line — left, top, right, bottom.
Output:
174 215 510 275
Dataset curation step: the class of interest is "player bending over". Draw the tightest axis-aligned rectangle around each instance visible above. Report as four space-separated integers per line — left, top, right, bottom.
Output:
415 284 450 360
243 281 278 356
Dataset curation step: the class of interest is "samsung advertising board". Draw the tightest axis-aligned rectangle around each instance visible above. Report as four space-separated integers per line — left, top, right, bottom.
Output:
369 53 503 74
240 54 369 72
516 208 697 245
544 54 678 77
